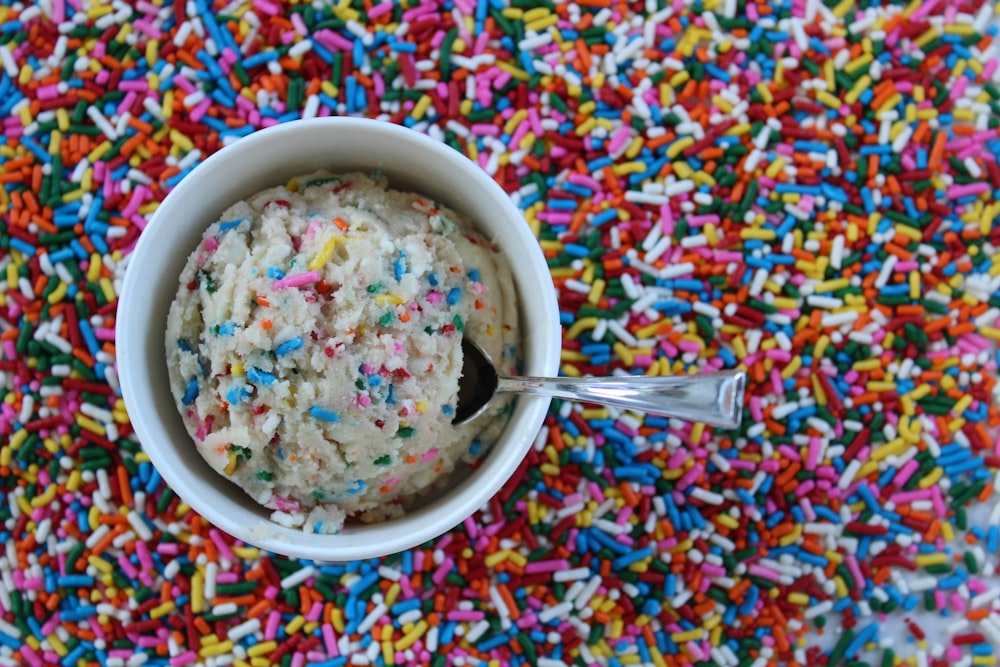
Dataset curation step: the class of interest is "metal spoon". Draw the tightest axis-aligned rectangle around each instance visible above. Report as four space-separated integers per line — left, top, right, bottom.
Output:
454 339 746 429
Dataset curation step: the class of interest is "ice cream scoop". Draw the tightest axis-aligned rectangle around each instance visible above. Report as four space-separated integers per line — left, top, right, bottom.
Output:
455 338 746 429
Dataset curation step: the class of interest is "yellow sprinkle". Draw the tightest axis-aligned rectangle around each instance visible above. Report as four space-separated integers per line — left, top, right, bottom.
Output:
566 317 599 339
285 616 306 635
99 277 116 303
525 13 558 32
918 467 944 489
190 571 204 613
953 394 973 416
844 54 873 75
247 642 277 658
780 356 802 381
871 438 907 462
88 555 113 574
668 70 690 88
201 640 233 658
816 90 842 109
29 485 57 508
740 228 776 241
914 553 947 567
76 415 106 436
374 294 404 306
672 628 703 643
587 278 605 305
224 450 237 476
712 95 733 113
87 141 113 163
494 59 531 81
612 161 647 175
723 123 751 137
560 364 582 377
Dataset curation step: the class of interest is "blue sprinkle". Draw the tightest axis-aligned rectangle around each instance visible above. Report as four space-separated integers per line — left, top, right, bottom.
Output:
428 272 439 286
593 209 619 226
247 368 276 386
243 51 280 68
393 251 406 281
216 322 236 336
275 337 303 355
268 267 286 280
446 287 462 305
9 238 36 257
467 269 480 282
219 216 248 232
309 406 340 422
226 385 251 405
182 378 199 405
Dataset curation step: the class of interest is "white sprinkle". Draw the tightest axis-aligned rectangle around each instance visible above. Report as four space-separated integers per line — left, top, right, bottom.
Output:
838 459 862 489
553 567 591 582
126 511 153 541
657 262 695 279
624 191 668 205
488 586 509 618
972 587 1000 609
86 106 118 140
821 310 859 328
606 320 638 347
280 565 316 590
537 601 574 624
465 619 490 643
574 576 602 610
907 576 940 592
689 487 724 505
643 236 672 264
204 561 218 601
664 180 695 197
288 39 313 58
301 95 320 120
0 46 19 77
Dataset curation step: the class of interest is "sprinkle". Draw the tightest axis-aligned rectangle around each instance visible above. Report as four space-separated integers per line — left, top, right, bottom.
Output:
274 337 304 355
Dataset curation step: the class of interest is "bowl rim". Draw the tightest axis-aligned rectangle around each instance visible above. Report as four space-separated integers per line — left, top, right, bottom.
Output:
116 117 561 560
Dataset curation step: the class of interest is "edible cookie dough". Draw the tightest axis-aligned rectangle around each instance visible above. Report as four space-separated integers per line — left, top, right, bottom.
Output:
166 172 519 533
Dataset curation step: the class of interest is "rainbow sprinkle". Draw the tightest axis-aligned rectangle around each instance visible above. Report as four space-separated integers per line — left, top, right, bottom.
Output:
2 0 1000 666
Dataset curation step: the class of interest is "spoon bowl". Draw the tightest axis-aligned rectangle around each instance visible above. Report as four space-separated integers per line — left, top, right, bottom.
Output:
456 339 747 429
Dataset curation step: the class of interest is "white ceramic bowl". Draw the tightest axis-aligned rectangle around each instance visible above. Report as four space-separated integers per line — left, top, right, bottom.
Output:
116 118 561 561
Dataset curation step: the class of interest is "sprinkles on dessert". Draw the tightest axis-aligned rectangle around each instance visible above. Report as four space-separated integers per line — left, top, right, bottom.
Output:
0 0 1000 666
166 171 519 534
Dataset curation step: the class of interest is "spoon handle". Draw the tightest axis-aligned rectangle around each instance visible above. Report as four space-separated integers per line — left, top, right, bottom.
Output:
497 370 747 429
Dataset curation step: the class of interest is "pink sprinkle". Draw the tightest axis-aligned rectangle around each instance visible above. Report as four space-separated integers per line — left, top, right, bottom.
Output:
947 182 989 199
524 559 569 574
747 564 780 582
209 528 236 562
273 270 321 289
265 611 282 640
368 1 393 18
253 0 280 15
170 652 198 667
322 624 339 656
447 610 484 622
421 448 438 461
21 646 42 667
431 557 454 586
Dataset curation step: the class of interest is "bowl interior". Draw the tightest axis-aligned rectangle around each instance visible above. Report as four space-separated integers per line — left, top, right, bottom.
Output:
117 118 561 561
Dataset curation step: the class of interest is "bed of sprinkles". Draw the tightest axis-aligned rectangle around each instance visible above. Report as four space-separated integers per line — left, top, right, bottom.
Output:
2 0 1000 665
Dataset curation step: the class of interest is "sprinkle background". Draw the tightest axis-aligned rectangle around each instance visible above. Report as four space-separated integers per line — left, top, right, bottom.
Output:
2 0 1000 666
